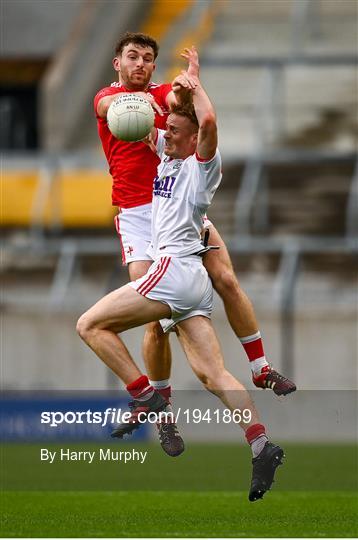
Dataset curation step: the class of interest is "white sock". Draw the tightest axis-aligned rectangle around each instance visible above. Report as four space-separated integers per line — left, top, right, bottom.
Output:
148 378 170 390
251 434 269 458
148 379 172 412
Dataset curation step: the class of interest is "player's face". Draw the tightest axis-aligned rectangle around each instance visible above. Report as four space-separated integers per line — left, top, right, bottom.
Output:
113 44 156 90
164 115 198 159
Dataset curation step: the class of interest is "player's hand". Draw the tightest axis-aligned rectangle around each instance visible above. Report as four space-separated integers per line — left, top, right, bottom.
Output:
136 92 164 116
181 46 200 77
172 71 198 94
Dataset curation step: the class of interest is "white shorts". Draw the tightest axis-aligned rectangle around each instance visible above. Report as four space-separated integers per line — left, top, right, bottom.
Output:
114 204 213 265
129 255 213 332
114 203 153 265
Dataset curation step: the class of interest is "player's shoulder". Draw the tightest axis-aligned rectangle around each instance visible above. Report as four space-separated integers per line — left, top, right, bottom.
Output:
194 148 221 166
148 82 166 90
94 83 124 100
148 82 172 95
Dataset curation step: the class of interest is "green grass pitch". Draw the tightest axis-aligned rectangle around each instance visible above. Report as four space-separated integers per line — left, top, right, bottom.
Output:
1 443 357 537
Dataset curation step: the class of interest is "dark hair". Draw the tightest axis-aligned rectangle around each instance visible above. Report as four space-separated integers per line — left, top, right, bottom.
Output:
115 32 159 59
170 103 199 131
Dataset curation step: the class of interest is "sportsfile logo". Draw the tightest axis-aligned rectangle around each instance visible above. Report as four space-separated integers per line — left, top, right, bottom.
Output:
40 408 174 428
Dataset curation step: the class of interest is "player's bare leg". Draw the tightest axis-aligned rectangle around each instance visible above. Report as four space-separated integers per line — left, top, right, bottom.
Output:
204 224 296 396
176 316 259 426
77 284 170 381
176 315 284 501
129 260 172 381
142 323 172 380
77 285 171 436
128 260 184 456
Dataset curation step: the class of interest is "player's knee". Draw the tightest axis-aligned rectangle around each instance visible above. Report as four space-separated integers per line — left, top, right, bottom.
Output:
76 313 95 343
212 268 239 298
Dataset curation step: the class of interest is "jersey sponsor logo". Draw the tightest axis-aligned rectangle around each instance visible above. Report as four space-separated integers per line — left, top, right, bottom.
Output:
153 175 176 198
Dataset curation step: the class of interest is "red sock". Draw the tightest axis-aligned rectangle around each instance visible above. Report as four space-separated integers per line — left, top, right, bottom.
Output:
239 331 269 376
245 423 268 457
126 375 154 400
245 423 266 444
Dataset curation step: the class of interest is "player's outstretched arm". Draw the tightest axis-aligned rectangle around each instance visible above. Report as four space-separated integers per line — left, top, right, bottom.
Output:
192 80 217 160
166 46 200 109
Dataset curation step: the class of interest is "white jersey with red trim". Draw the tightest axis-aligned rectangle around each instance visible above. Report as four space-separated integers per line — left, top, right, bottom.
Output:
147 130 222 260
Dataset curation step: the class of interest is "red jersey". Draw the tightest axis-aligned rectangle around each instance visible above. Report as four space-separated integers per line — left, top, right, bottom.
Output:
94 82 172 208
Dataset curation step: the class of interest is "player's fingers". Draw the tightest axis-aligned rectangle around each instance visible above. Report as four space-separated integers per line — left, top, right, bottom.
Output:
187 76 198 88
185 46 197 57
148 140 157 153
176 74 190 88
181 71 197 88
180 70 193 82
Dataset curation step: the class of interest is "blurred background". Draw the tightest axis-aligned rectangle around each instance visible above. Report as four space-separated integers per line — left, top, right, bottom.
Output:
1 0 357 408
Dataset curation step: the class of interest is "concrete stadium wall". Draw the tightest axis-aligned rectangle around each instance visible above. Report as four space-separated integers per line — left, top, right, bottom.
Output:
3 293 356 392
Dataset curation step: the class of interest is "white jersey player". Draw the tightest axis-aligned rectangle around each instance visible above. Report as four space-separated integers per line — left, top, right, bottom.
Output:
129 125 221 329
77 68 285 502
149 130 221 258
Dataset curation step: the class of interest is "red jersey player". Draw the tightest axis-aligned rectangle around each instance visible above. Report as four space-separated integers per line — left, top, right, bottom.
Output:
94 81 170 212
94 33 296 457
